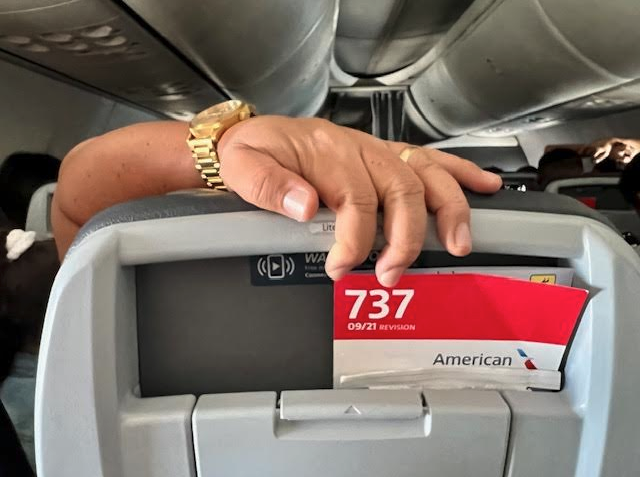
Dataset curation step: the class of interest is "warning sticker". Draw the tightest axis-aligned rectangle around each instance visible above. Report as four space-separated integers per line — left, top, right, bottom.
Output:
250 251 382 286
530 274 557 285
249 252 574 287
250 253 328 286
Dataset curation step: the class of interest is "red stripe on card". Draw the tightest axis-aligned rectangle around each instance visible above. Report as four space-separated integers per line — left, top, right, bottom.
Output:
334 273 587 345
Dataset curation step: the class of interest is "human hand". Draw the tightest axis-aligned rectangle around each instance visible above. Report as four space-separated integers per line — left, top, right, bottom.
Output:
590 137 640 164
218 116 502 287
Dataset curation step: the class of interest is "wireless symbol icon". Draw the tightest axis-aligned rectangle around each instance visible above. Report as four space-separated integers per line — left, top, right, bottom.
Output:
257 254 295 280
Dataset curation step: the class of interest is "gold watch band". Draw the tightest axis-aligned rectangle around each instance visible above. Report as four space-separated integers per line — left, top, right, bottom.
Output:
187 100 255 190
187 136 226 190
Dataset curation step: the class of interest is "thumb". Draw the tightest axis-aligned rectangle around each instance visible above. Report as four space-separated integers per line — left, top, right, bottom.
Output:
219 143 319 222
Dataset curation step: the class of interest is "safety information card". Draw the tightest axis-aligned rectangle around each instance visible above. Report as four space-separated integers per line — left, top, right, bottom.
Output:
333 272 589 390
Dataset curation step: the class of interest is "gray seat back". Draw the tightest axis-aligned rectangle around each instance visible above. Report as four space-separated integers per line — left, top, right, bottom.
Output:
546 177 640 239
36 191 640 477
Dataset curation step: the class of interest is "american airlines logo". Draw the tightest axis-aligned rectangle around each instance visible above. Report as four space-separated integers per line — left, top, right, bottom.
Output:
517 348 538 370
432 353 513 367
430 348 538 369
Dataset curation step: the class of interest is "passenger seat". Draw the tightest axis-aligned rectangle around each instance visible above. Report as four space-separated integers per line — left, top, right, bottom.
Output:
35 190 640 477
25 183 56 240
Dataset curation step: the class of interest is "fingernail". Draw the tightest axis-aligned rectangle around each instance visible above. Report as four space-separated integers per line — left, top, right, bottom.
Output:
283 188 309 222
326 266 351 281
483 170 502 183
379 268 402 288
454 222 471 250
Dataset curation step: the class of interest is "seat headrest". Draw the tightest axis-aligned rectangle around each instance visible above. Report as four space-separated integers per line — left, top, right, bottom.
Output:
71 189 619 255
25 182 56 240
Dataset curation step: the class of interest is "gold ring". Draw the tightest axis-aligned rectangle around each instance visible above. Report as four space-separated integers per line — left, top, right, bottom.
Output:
399 146 421 163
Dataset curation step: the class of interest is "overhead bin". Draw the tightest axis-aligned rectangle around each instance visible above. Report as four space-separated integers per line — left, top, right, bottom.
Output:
334 0 474 76
0 0 227 118
0 0 334 117
121 0 336 116
409 0 640 136
36 191 640 476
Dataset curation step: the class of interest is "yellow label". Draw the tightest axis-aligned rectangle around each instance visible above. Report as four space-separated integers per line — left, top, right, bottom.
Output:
530 274 556 285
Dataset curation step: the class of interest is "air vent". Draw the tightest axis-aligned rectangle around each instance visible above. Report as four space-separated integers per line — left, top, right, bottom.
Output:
95 35 127 47
22 43 50 53
39 32 74 43
80 25 114 39
2 24 148 61
4 35 31 45
0 0 225 115
117 81 199 100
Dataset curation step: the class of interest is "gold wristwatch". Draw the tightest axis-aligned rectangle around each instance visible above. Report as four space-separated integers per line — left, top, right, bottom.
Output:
187 100 255 190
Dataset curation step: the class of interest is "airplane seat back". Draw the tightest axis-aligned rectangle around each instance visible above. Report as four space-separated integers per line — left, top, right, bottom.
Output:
546 176 640 241
35 191 640 477
25 182 56 240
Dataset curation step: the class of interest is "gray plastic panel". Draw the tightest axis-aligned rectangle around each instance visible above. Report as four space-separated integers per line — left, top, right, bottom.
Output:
120 395 196 477
37 195 640 477
72 190 619 249
193 390 510 477
35 239 197 476
280 389 423 421
502 391 581 477
136 257 334 397
135 253 562 399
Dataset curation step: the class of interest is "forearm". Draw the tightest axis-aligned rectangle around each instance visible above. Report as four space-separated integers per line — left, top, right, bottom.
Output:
52 120 202 258
50 112 502 286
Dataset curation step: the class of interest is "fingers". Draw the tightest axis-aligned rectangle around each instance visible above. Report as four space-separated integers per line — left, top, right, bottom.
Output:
295 126 381 282
422 149 503 193
384 142 502 193
593 146 610 163
357 141 427 287
220 117 382 282
404 149 472 257
221 119 494 288
219 142 319 222
324 190 378 281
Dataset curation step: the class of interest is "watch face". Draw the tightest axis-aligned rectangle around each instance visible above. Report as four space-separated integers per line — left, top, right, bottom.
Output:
190 100 243 135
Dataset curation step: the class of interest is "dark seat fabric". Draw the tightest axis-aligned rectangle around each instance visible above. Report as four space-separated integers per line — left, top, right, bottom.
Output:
0 400 34 477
